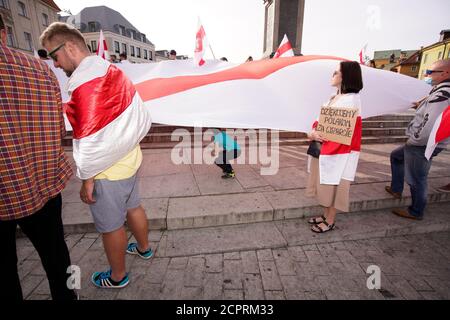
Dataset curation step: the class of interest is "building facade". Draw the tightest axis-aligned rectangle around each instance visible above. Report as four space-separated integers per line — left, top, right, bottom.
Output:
391 51 421 78
373 49 417 71
418 30 450 80
62 6 155 63
0 0 60 54
263 0 305 58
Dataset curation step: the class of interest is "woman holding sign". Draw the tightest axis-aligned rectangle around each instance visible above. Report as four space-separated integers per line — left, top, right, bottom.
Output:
306 61 363 233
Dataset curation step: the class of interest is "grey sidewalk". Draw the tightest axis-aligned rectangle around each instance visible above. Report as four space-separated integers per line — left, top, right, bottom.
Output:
60 143 450 232
19 202 450 300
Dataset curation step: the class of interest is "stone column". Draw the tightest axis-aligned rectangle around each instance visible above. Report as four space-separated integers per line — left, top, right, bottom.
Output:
263 0 305 57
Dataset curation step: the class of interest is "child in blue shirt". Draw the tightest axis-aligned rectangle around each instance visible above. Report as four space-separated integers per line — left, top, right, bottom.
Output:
212 129 242 179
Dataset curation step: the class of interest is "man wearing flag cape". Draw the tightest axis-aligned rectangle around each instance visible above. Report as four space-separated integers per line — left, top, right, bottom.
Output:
386 59 450 221
40 22 153 289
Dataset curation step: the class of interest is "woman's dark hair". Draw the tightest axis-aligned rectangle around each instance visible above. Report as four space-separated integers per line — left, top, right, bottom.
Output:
340 61 363 94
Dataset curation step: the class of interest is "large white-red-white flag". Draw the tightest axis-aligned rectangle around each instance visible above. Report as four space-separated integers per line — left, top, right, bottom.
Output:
274 34 294 58
425 105 450 160
96 29 109 60
194 18 207 66
56 55 430 137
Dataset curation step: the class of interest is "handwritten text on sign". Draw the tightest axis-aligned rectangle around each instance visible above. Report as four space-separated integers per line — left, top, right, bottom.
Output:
316 106 359 145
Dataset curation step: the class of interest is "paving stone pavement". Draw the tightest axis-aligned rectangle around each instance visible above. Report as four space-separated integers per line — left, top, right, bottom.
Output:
17 203 450 300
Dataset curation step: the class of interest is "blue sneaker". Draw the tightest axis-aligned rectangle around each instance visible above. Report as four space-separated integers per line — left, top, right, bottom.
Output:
126 243 154 260
91 269 129 289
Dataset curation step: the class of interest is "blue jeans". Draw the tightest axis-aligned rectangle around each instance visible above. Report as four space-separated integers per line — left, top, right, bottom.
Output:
390 144 443 218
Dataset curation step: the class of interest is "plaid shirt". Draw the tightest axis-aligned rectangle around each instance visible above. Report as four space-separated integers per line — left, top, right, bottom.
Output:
0 44 73 221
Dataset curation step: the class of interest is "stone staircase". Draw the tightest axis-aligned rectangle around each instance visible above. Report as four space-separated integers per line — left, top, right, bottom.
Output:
62 113 415 150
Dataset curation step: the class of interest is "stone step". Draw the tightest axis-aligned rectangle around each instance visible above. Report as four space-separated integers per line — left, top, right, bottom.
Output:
362 128 407 136
365 113 415 121
63 135 409 151
362 120 411 128
63 133 409 148
59 177 450 234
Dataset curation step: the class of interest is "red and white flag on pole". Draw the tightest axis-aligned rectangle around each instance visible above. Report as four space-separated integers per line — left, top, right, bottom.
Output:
425 105 450 160
274 34 294 58
97 29 109 60
194 18 208 66
359 43 368 64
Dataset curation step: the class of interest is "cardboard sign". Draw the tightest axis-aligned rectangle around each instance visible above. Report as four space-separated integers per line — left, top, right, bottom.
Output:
316 106 359 145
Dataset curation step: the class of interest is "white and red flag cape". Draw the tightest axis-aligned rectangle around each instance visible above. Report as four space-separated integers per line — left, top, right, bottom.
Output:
274 34 294 58
96 29 109 60
66 56 152 179
194 19 207 66
425 105 450 160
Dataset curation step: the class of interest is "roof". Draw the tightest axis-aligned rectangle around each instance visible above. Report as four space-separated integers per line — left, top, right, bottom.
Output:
421 38 450 53
66 6 153 46
373 49 417 60
40 0 61 12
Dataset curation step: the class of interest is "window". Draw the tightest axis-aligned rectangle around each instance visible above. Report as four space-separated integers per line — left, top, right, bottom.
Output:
88 22 96 32
423 54 428 64
144 49 148 60
448 51 450 59
91 40 97 53
0 0 9 9
149 51 153 61
18 1 27 17
42 13 49 26
24 32 32 50
7 26 15 47
119 26 126 36
411 66 417 72
136 47 141 58
114 41 120 53
438 51 442 60
130 45 135 57
121 43 127 54
142 35 146 43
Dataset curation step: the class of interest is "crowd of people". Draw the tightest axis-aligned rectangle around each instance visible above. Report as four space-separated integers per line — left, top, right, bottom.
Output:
1 16 449 300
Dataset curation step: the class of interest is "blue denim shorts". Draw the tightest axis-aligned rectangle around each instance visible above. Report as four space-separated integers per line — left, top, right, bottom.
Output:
89 174 141 233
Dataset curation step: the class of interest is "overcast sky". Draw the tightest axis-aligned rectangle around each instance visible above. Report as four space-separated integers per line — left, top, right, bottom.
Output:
54 0 450 63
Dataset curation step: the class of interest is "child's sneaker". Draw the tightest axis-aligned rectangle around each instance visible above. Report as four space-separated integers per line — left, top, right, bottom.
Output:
126 243 154 260
91 269 129 289
221 171 235 179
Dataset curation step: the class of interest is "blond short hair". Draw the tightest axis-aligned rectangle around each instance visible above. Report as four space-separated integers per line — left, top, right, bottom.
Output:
40 22 88 50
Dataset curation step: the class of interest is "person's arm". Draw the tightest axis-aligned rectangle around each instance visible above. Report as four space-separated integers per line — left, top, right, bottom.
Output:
80 178 96 204
412 96 427 110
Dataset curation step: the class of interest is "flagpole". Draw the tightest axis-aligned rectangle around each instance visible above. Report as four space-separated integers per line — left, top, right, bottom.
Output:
209 43 216 60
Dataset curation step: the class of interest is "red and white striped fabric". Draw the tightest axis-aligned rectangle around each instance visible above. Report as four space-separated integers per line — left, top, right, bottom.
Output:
311 94 362 184
116 55 429 133
194 19 207 66
56 55 430 137
66 56 152 179
96 29 109 60
425 105 450 160
274 34 294 58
